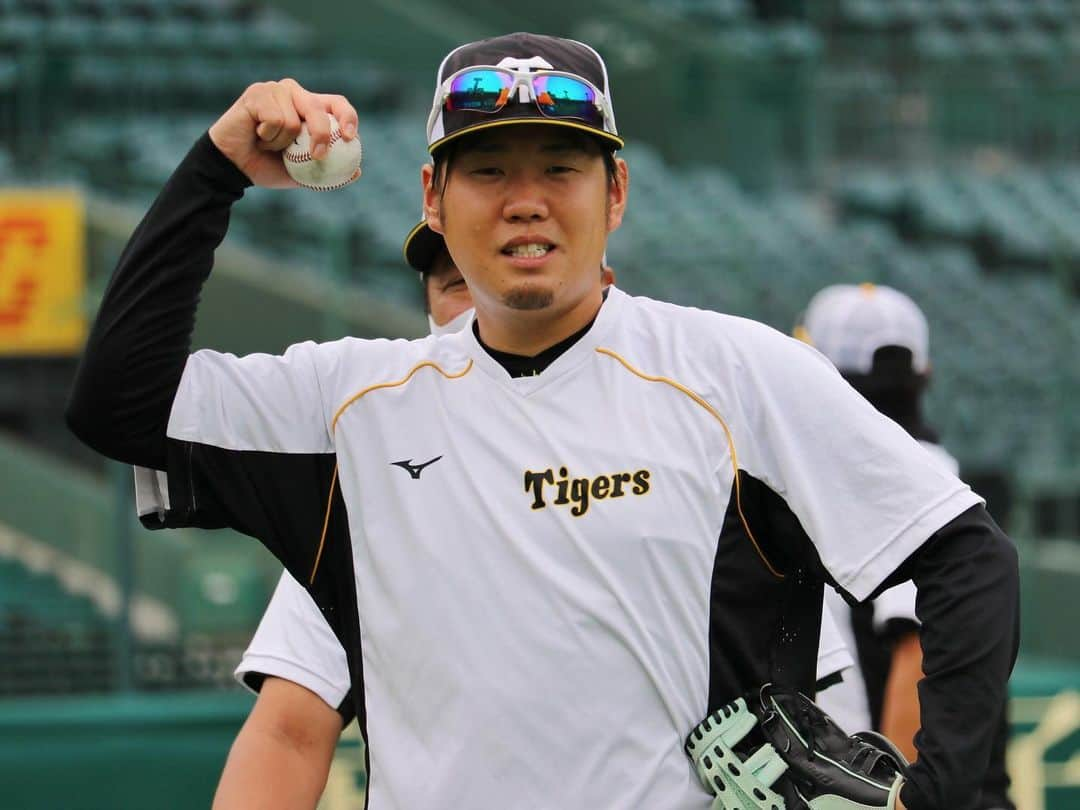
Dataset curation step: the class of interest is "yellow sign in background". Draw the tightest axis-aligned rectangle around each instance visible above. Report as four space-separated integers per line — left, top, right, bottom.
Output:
0 190 85 355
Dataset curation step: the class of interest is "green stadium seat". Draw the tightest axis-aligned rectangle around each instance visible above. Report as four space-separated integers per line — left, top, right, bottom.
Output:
838 0 891 32
961 27 1011 61
97 17 143 52
1010 25 1059 62
1029 0 1069 28
938 0 981 30
44 16 99 50
248 8 313 53
769 22 824 59
200 18 247 53
0 13 46 47
914 26 963 61
659 0 750 28
144 17 197 53
891 0 933 30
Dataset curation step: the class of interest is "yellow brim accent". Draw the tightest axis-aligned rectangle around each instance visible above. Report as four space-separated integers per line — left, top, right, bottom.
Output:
429 116 624 155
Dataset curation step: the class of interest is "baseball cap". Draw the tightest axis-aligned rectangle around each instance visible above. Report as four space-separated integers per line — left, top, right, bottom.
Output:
426 32 624 155
404 217 443 274
797 283 930 375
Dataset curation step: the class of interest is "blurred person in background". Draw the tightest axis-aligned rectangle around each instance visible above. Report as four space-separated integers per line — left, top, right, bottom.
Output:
800 283 1015 810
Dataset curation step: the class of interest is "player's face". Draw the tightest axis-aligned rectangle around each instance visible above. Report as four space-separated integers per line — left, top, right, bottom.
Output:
423 126 627 325
425 250 473 326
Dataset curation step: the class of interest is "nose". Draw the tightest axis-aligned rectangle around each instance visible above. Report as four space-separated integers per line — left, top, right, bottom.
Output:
502 173 549 222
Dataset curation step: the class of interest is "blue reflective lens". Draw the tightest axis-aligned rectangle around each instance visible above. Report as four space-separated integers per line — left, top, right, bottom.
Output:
446 70 512 113
532 75 600 124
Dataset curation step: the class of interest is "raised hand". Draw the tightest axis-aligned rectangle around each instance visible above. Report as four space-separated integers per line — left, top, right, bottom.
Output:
208 78 359 188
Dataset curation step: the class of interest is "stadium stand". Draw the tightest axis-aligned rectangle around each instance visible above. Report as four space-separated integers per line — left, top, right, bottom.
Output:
0 554 113 695
838 164 1080 284
805 0 1080 163
1 3 1079 804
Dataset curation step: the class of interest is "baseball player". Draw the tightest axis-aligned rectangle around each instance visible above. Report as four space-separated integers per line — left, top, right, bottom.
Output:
217 233 855 809
800 283 1015 810
67 32 1017 809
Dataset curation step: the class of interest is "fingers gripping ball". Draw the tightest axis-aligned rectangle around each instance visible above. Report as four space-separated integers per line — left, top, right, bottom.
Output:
685 685 908 810
283 114 362 191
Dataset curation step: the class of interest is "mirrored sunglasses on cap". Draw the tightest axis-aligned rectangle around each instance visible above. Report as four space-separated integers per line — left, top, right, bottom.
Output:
426 65 616 141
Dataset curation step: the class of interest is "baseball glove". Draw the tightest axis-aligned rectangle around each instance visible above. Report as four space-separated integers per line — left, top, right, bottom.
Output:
685 684 907 809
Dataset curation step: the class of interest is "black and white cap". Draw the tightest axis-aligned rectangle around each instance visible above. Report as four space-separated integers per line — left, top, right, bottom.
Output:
426 31 623 155
403 216 444 275
798 283 930 375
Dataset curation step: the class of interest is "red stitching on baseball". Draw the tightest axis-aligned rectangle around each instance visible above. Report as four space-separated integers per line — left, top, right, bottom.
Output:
285 128 344 164
299 166 362 191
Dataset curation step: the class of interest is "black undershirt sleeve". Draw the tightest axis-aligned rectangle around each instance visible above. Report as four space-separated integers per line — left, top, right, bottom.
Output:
880 505 1020 810
65 133 251 469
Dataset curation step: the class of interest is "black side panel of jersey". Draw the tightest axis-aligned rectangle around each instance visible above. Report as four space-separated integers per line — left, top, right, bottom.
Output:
141 440 369 740
143 440 338 581
707 471 826 712
306 471 369 747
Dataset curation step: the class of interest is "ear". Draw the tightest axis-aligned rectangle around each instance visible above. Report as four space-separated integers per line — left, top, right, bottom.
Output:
606 157 629 234
422 163 445 235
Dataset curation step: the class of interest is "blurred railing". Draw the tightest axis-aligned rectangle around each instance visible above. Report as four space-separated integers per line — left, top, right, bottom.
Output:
0 430 282 694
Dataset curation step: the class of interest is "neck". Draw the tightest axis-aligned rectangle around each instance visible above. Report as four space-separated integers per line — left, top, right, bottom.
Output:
473 287 605 356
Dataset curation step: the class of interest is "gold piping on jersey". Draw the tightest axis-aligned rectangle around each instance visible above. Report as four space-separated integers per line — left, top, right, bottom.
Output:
310 464 339 585
595 347 785 580
314 359 472 582
331 359 474 433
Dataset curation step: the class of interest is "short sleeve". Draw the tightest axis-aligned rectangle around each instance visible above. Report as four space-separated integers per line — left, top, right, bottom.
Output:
236 571 352 715
168 341 333 454
132 341 346 582
725 322 983 600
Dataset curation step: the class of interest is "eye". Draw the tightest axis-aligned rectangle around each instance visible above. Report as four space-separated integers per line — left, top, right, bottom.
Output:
547 165 577 175
470 166 504 177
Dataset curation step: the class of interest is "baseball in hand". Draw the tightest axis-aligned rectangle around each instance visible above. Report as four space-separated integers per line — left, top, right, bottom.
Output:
283 114 362 191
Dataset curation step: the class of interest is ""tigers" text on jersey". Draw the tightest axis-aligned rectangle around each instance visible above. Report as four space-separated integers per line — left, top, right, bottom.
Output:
523 466 651 517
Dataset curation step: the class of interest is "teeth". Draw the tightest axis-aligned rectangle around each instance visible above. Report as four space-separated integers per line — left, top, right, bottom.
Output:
506 243 552 258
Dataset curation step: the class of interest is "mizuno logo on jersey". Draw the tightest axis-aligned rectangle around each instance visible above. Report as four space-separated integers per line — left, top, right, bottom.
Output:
523 466 650 517
391 456 443 479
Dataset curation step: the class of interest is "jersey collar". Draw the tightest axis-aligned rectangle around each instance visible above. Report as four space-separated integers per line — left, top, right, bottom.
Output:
464 285 626 395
